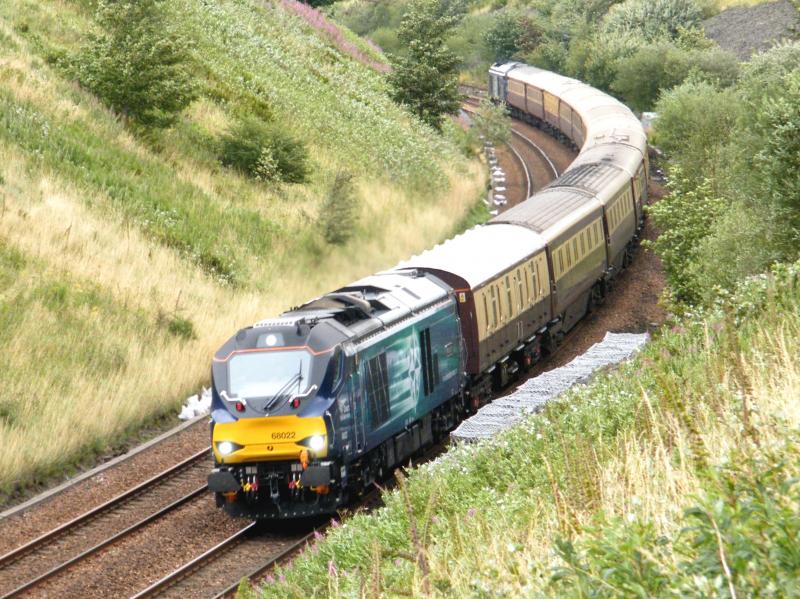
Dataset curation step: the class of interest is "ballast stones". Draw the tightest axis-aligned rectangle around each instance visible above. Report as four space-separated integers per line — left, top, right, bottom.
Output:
451 332 648 443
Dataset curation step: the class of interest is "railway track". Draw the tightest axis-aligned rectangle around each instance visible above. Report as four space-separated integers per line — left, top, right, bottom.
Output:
0 448 210 598
131 524 314 599
462 96 562 205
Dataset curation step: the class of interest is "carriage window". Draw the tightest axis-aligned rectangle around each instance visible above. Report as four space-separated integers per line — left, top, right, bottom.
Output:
517 270 525 308
525 265 532 304
483 294 490 332
505 276 513 316
365 353 390 428
491 286 499 325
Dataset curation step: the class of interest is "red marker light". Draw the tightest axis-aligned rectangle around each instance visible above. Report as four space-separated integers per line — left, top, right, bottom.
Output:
291 398 301 409
235 401 245 412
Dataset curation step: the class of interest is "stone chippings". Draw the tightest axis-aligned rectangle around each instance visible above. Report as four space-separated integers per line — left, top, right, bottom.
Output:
451 332 649 442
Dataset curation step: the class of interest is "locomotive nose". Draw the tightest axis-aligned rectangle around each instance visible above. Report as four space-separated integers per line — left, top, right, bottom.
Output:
211 415 328 463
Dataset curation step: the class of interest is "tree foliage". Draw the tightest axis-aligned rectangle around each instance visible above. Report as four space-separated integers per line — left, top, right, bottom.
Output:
388 0 465 130
602 0 704 42
471 98 511 146
484 11 542 63
319 171 359 245
612 43 738 111
76 0 197 127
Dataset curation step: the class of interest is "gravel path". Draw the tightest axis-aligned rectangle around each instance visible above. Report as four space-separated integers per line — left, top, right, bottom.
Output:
704 0 799 60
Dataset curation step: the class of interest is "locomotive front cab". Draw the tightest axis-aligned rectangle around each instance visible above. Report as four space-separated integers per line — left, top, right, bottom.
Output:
207 317 350 518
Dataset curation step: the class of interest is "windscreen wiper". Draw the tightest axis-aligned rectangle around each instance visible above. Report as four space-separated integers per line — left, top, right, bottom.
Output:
262 371 302 413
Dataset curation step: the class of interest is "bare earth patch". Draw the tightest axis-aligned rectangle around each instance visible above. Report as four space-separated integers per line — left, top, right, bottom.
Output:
704 0 800 60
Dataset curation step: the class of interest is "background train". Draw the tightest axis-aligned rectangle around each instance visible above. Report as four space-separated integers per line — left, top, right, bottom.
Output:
207 62 648 519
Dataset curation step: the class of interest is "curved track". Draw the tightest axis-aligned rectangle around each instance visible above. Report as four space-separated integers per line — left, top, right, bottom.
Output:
462 96 571 210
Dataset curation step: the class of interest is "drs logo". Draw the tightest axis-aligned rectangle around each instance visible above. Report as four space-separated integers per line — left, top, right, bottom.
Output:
271 431 296 440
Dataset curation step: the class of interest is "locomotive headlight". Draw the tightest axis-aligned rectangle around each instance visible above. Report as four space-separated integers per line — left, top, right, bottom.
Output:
308 435 325 452
217 441 236 456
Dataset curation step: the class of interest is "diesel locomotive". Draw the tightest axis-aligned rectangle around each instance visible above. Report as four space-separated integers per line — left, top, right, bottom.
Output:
207 62 648 519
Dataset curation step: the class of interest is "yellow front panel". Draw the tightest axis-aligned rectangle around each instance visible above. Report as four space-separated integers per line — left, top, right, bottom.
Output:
213 415 327 463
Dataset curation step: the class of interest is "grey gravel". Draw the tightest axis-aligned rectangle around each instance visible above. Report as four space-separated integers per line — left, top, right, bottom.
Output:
451 332 648 442
704 0 799 61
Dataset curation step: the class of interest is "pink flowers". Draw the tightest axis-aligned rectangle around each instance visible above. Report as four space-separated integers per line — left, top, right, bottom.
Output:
280 0 390 74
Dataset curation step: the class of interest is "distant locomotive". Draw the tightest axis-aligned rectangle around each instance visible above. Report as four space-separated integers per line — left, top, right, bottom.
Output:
207 62 648 519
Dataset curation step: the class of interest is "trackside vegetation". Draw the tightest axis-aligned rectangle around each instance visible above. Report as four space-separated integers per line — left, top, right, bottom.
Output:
0 0 485 497
257 261 800 597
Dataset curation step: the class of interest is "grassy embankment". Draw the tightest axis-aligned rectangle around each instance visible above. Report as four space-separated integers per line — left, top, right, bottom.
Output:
257 263 800 598
0 0 485 498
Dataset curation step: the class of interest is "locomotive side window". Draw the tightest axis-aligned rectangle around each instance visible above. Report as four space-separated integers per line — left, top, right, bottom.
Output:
419 328 438 396
365 353 390 428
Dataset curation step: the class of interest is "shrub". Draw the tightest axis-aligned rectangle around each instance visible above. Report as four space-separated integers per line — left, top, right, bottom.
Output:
612 43 739 111
646 169 727 306
471 98 511 146
319 171 359 245
602 0 704 42
483 11 542 62
653 79 740 187
219 118 310 184
75 0 197 127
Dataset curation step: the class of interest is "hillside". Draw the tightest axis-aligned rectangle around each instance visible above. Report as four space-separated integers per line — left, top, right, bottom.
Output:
0 0 484 497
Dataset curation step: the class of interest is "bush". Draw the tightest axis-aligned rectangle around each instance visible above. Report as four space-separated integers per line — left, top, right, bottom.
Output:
471 98 511 146
319 171 359 245
483 11 542 63
612 43 739 111
646 170 727 306
602 0 704 42
75 0 197 127
219 118 310 184
653 79 740 187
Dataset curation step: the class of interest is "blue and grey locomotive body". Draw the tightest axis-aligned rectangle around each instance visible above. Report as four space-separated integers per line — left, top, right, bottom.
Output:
208 271 465 518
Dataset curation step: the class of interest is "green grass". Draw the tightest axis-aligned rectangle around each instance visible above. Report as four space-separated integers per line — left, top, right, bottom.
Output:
258 261 800 597
0 0 484 495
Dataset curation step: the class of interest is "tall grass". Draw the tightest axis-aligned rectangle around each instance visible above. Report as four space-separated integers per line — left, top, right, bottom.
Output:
0 0 485 495
260 263 800 597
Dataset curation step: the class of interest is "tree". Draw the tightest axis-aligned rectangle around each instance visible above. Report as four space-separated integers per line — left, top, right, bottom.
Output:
319 172 359 245
484 12 543 63
388 0 465 131
76 0 197 127
471 98 511 146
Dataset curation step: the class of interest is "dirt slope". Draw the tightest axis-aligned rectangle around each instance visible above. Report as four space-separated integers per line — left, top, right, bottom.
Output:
704 0 800 60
